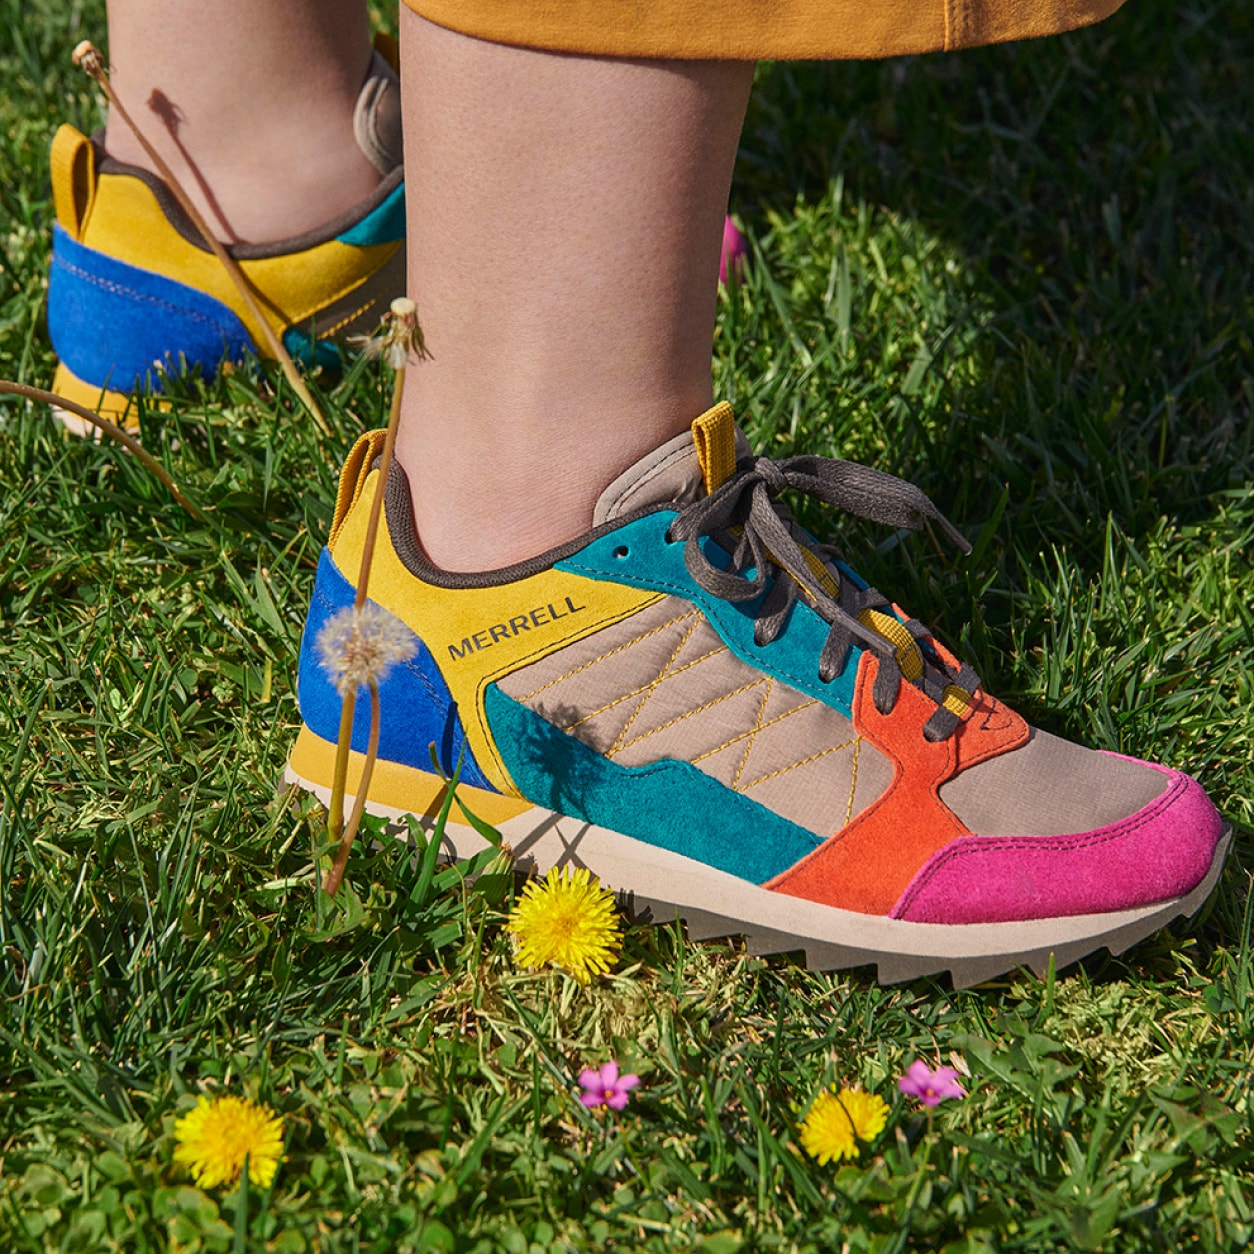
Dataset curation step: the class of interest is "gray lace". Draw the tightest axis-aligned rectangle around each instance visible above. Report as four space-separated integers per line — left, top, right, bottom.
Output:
667 454 981 742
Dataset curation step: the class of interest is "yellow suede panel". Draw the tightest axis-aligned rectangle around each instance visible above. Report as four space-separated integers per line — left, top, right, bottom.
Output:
289 725 534 825
374 30 400 70
329 471 664 791
51 359 155 428
51 125 95 239
80 172 399 350
405 0 1126 60
692 402 737 495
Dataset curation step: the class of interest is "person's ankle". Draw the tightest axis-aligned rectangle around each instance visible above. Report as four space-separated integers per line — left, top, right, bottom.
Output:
102 102 384 245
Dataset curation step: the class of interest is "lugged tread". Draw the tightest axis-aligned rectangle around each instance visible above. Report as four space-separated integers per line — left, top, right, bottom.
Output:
284 755 1230 989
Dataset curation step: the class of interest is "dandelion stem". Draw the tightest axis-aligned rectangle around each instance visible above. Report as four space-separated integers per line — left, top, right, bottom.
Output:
324 680 380 896
0 379 205 519
72 41 330 435
325 688 357 879
233 1154 250 1254
322 303 416 893
352 361 406 609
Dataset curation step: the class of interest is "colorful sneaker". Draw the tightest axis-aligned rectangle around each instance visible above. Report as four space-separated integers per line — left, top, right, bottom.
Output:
46 47 405 432
286 404 1230 986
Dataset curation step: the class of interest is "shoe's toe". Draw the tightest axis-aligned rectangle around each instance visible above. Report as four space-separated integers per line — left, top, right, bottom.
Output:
891 760 1225 924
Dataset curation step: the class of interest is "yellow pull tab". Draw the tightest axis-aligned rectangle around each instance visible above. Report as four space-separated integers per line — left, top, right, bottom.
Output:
373 30 399 71
691 401 737 496
330 429 389 545
50 124 96 240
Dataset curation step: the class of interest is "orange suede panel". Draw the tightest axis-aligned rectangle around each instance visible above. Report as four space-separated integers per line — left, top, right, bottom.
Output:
951 679 1030 774
767 655 1028 914
404 0 1127 61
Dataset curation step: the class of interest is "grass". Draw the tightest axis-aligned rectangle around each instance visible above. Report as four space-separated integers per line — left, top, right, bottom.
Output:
1 0 1251 1249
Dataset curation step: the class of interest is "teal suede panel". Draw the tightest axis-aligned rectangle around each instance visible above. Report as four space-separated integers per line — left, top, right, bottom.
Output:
485 686 821 885
283 326 344 371
336 180 406 246
556 513 860 716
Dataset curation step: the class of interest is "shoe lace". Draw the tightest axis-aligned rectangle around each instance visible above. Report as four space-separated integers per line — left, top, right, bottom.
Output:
667 453 981 741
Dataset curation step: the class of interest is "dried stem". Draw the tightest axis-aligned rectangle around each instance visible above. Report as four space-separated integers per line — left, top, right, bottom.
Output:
322 298 420 893
72 41 330 435
323 680 380 896
325 685 357 873
352 360 406 610
0 379 205 520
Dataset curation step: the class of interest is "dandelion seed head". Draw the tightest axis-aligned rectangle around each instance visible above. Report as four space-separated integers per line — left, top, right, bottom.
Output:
507 865 622 985
172 1094 284 1190
348 296 426 371
72 41 104 77
316 602 417 696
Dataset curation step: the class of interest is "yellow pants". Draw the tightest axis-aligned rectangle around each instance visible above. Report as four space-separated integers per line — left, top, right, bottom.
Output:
401 0 1126 60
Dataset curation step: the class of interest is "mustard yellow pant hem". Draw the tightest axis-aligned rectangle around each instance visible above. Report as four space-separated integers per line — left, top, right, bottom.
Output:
401 0 1127 61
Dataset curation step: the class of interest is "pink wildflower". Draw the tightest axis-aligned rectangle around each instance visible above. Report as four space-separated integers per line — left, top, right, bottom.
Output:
578 1061 640 1112
719 216 749 284
898 1059 966 1107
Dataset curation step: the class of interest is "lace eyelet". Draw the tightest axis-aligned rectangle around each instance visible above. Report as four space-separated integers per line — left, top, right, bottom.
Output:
612 545 630 559
663 530 678 546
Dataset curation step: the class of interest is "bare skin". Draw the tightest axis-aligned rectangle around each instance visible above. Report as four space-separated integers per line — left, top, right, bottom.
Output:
100 2 752 567
396 10 754 571
103 1 381 243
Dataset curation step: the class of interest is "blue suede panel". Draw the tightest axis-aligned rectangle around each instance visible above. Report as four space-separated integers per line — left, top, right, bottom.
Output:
297 548 496 791
336 180 406 246
556 513 861 716
47 224 253 390
485 686 821 884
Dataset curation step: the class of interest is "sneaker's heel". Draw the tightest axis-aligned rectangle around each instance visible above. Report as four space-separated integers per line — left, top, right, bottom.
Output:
50 360 150 437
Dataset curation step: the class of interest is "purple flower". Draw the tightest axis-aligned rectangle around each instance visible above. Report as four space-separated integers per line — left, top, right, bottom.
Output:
898 1059 966 1107
578 1061 640 1111
719 216 749 284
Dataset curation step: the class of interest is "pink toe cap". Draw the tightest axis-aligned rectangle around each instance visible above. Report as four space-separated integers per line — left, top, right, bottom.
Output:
891 760 1225 924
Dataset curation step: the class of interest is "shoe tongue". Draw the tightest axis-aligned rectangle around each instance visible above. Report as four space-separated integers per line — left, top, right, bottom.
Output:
353 49 402 175
592 402 750 526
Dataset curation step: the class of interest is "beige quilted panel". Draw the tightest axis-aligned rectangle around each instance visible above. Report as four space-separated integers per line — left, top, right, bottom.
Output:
497 596 892 837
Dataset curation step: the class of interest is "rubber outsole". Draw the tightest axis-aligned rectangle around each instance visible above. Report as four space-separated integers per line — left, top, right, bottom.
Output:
285 726 1232 989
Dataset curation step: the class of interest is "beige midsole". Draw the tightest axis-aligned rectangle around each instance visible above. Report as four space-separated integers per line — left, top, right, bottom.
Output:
284 726 1209 962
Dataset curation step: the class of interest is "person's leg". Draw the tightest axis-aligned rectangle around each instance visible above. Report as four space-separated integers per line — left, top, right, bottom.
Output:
396 11 755 572
102 0 382 243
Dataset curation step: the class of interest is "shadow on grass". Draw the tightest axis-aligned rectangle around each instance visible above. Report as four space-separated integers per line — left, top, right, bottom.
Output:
734 0 1249 549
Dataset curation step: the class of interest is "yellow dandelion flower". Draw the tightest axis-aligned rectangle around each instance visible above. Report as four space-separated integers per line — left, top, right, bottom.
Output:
172 1095 285 1190
799 1087 889 1165
506 865 622 985
836 1087 889 1143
